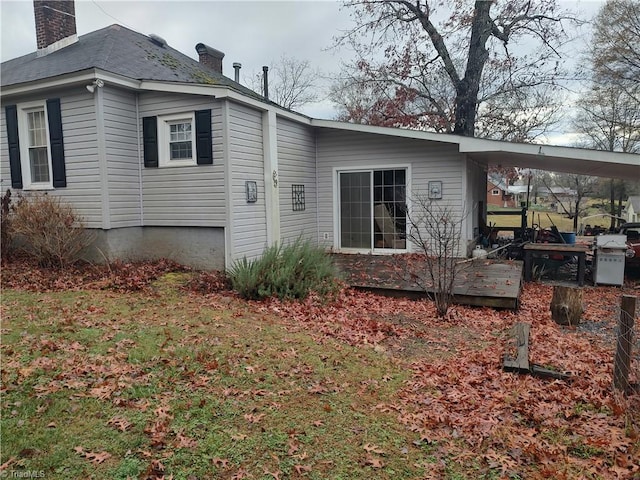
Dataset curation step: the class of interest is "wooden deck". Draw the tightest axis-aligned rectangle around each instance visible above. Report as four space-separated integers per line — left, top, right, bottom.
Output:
333 254 523 309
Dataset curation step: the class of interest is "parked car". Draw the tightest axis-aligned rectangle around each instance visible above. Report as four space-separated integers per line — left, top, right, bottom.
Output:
617 223 640 268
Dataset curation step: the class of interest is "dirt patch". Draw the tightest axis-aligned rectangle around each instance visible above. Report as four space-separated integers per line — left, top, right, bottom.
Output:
375 311 492 361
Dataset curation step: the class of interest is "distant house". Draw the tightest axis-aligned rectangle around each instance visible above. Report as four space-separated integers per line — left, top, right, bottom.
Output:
538 186 578 213
624 196 640 223
487 174 515 208
2 1 638 270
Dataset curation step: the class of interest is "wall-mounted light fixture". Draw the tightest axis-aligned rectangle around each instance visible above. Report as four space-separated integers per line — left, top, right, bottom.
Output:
86 79 104 93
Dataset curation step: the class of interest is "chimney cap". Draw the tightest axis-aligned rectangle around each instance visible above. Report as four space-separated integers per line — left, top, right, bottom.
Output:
233 62 242 68
195 43 225 59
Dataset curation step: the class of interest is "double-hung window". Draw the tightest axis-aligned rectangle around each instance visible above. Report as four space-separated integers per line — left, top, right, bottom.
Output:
24 107 52 185
142 109 212 168
158 113 196 167
6 98 66 190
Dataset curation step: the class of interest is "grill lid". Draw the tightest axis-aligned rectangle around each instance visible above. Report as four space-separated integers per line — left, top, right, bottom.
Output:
596 234 628 249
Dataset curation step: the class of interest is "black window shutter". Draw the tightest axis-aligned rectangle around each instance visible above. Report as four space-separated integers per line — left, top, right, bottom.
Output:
143 116 158 168
195 109 213 165
5 105 23 189
46 98 66 188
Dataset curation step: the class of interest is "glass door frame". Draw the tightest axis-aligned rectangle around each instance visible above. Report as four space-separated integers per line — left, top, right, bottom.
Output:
333 165 411 254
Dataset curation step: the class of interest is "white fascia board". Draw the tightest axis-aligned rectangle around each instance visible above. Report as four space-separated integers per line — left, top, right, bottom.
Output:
138 80 312 125
459 136 640 166
1 69 141 99
1 69 99 98
3 72 311 125
310 119 464 145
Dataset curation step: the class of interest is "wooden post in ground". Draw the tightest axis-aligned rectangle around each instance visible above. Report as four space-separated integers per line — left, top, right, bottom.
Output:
550 285 583 326
613 295 637 393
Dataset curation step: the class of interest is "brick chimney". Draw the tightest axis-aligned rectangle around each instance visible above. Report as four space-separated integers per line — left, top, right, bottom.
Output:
34 0 78 56
195 43 224 74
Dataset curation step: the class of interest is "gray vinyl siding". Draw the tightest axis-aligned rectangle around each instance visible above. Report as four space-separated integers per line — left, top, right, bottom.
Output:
316 128 465 252
138 92 225 226
229 101 267 260
1 90 102 228
103 87 140 227
276 116 318 245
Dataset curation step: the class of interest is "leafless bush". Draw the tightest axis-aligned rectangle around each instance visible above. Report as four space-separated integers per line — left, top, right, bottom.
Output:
1 189 14 260
11 193 95 268
406 196 467 318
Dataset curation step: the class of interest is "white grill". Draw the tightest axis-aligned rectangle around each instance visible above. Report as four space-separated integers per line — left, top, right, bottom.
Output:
594 235 627 286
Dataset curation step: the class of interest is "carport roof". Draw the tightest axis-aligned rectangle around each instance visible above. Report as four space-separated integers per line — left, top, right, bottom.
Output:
312 120 640 180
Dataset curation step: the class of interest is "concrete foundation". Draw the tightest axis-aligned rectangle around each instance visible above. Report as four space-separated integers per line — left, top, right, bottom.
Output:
87 226 226 270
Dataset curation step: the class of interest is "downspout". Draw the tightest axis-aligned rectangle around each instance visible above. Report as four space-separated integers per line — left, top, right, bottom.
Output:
315 127 321 249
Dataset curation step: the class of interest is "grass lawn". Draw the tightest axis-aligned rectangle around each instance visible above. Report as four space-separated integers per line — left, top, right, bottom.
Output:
1 265 639 479
487 207 576 232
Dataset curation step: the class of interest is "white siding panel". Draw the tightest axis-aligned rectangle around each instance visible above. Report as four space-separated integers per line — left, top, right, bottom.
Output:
316 129 465 251
277 117 318 245
1 90 103 227
229 101 267 260
103 87 141 227
138 93 226 227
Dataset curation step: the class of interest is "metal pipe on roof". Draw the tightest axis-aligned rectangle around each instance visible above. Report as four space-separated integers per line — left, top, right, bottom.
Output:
233 62 242 83
262 66 269 101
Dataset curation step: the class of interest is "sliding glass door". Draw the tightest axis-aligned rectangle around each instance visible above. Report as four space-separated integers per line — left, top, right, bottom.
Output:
339 172 372 249
339 169 407 251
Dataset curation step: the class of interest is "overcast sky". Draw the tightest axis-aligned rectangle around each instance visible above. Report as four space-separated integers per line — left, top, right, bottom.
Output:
1 0 608 144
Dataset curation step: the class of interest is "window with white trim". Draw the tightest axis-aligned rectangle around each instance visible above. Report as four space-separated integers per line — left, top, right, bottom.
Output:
158 113 196 167
19 103 53 189
491 189 500 196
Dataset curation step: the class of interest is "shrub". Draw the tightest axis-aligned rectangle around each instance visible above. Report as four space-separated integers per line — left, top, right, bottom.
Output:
1 189 13 260
228 237 338 300
11 193 96 268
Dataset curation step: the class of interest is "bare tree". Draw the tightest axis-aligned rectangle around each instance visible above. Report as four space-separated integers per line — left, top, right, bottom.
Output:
247 55 320 110
591 0 640 101
573 0 640 228
573 85 640 154
334 0 577 138
404 196 468 317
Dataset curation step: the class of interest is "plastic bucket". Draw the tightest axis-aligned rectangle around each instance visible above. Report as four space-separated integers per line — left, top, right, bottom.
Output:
560 232 576 244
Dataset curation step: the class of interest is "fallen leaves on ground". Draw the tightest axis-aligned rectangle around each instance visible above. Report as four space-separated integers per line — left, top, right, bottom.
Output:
256 282 640 479
74 446 112 465
2 256 639 479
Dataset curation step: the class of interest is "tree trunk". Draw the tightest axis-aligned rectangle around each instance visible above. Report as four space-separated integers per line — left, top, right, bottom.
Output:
453 0 492 137
550 286 583 326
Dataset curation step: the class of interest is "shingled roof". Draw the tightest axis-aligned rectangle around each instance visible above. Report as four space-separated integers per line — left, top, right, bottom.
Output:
1 24 262 100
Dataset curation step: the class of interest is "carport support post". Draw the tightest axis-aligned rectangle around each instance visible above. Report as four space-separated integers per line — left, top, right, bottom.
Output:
613 295 636 393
